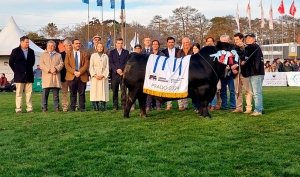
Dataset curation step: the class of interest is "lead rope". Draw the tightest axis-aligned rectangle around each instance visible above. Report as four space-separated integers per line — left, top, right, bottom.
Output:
197 53 219 82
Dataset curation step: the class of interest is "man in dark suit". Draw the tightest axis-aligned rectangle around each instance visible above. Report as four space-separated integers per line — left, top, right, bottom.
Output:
161 37 180 111
64 39 90 112
109 37 129 110
60 39 72 112
141 36 152 54
9 36 35 114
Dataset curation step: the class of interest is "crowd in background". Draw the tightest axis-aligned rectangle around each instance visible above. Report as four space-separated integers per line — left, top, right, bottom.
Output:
265 58 300 72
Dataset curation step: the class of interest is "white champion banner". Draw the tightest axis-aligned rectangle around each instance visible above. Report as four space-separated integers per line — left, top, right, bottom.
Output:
143 54 191 98
262 72 287 86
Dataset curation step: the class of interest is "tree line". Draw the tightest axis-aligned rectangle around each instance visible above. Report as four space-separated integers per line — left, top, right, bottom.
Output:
24 6 300 49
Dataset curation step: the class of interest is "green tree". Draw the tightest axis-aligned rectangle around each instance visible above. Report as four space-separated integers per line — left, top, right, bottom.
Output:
39 23 59 38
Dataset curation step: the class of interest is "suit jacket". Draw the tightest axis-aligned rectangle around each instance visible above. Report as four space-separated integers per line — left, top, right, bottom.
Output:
39 51 64 88
87 47 97 58
108 48 129 79
9 46 35 83
60 51 67 82
64 50 90 82
142 47 152 54
161 48 180 58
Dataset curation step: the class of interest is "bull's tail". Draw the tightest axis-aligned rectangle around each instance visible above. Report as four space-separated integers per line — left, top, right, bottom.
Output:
121 77 127 111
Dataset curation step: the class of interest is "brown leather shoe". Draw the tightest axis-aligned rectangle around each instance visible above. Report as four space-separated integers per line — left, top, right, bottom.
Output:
27 110 34 114
210 106 216 111
113 108 118 111
156 107 161 111
179 106 185 111
232 109 243 113
165 107 172 111
55 110 60 113
16 111 22 114
43 110 47 113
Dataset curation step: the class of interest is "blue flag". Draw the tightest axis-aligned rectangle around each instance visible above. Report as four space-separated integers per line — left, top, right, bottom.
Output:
82 0 89 4
106 35 111 50
97 0 102 6
121 0 125 9
110 0 115 9
85 39 93 49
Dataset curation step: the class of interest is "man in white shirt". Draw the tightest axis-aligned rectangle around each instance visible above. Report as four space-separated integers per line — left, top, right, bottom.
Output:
161 37 180 110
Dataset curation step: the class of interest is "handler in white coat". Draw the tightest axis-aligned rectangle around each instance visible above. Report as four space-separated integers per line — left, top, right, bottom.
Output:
89 43 110 111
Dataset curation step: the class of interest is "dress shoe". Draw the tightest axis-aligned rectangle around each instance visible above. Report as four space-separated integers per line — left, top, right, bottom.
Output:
55 110 60 113
27 110 34 114
63 109 68 112
232 109 243 113
42 110 47 113
251 111 262 116
156 107 161 111
113 108 118 111
244 110 252 114
165 107 172 111
146 107 150 112
210 106 216 111
230 108 236 111
16 111 22 114
179 106 185 111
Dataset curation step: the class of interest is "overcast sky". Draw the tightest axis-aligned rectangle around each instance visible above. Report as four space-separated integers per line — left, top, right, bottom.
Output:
0 0 297 32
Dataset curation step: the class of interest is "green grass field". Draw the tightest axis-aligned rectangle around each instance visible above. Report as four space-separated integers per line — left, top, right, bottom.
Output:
0 87 300 176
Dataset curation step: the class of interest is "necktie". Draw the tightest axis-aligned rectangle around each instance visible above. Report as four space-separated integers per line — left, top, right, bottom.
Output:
50 52 53 57
75 52 79 71
146 48 149 53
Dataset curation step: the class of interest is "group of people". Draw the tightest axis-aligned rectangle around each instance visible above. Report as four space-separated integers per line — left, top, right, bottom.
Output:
265 58 300 72
8 32 265 116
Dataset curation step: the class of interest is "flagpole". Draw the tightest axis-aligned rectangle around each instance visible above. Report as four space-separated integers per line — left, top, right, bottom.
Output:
249 0 251 31
102 4 104 39
124 8 127 50
88 3 90 43
113 3 116 49
281 15 284 59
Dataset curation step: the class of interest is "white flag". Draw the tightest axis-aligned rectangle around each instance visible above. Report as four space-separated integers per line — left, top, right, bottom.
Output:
246 2 251 30
269 3 274 29
235 3 240 32
130 32 139 52
259 0 265 28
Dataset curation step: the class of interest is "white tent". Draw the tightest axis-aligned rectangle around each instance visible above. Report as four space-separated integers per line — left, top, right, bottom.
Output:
0 17 44 81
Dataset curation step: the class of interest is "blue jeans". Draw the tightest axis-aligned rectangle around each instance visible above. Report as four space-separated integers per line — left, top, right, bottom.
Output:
220 77 236 109
192 98 199 110
209 94 217 107
249 75 264 113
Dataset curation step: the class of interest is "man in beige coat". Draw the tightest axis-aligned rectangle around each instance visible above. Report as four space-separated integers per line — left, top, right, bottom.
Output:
39 40 64 113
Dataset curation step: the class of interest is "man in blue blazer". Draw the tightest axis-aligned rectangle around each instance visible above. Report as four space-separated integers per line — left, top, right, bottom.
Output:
9 36 35 114
109 37 129 110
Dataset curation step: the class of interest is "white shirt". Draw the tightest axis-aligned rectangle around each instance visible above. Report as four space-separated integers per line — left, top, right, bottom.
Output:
73 50 81 70
168 48 175 58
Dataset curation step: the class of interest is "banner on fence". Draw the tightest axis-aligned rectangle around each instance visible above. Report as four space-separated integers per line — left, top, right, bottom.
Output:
287 72 300 86
262 72 287 86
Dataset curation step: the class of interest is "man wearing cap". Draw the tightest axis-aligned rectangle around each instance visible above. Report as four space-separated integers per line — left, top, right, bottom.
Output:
87 35 101 57
241 33 264 116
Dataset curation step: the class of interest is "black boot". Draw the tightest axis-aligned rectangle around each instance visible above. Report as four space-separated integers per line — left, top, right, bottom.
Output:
101 101 107 111
93 101 99 111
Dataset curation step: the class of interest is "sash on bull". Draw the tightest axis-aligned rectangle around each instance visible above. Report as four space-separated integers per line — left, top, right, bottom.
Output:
121 42 238 119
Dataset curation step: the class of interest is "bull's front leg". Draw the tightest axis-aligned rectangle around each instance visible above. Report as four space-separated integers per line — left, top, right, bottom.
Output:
138 93 148 118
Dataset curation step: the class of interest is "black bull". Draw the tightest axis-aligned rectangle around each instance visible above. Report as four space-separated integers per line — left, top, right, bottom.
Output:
121 46 227 118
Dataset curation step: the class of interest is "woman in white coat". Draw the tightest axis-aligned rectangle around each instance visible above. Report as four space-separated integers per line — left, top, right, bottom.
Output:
89 43 110 111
